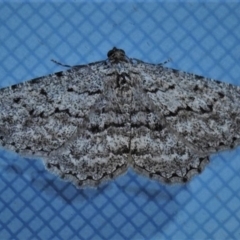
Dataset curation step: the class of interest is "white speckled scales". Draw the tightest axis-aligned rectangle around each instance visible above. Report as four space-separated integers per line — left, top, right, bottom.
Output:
1 47 240 187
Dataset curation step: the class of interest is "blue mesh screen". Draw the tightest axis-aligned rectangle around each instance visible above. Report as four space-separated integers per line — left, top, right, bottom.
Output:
0 1 240 240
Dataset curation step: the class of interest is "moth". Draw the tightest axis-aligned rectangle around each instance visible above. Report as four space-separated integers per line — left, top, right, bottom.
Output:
0 47 240 187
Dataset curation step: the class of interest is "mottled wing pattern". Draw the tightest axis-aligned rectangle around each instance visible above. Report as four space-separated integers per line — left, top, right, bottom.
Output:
0 64 102 155
1 47 240 187
131 63 240 182
46 69 134 187
141 64 240 152
0 61 129 187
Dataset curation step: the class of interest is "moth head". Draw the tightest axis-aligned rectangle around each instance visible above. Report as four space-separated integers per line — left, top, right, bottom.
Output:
107 47 128 63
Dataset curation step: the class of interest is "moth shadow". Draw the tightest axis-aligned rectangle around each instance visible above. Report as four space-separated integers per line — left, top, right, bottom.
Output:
115 170 189 199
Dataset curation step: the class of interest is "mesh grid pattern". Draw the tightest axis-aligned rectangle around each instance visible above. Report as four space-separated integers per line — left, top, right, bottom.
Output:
0 1 240 240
